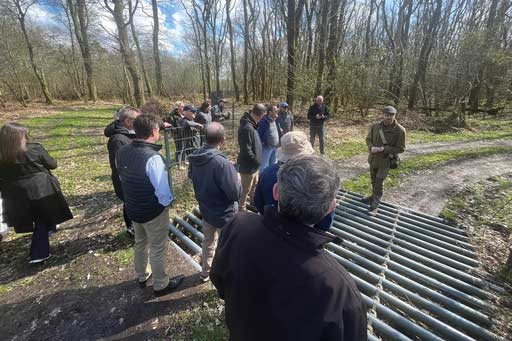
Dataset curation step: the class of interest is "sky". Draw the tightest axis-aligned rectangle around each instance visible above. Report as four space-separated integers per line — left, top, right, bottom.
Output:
27 0 189 54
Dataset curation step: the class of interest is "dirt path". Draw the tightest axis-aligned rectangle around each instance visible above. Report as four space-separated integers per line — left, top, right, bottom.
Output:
336 139 512 181
382 153 512 216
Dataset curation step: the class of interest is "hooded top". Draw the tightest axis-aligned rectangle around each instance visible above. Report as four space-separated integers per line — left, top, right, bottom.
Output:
105 120 136 199
188 144 241 228
237 112 262 174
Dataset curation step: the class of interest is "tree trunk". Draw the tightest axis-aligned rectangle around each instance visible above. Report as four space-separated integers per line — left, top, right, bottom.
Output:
68 0 97 102
314 0 329 96
324 0 345 107
14 0 54 104
408 0 442 109
242 0 250 104
286 0 304 109
151 0 164 96
226 0 240 101
128 0 152 98
108 0 145 107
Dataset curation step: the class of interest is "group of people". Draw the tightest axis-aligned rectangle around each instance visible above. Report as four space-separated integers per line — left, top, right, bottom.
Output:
165 99 231 167
0 95 406 339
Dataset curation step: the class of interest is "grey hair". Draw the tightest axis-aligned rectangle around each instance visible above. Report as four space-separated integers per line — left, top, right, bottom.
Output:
277 155 339 224
118 106 141 122
205 122 225 145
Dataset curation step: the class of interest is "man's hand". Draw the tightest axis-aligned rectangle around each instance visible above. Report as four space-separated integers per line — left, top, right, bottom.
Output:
163 122 171 128
316 114 321 119
371 146 384 153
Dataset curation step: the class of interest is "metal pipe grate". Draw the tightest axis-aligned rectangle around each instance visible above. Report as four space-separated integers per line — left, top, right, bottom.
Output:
168 189 501 340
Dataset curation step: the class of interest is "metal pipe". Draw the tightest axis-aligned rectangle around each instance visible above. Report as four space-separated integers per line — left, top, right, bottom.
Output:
335 210 479 266
328 251 497 340
174 217 204 242
163 128 174 192
168 224 201 254
327 242 492 321
367 314 412 341
330 224 486 288
339 194 470 243
336 205 477 260
185 213 204 230
170 240 201 272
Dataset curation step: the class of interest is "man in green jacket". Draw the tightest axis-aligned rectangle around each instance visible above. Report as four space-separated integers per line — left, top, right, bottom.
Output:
362 106 406 211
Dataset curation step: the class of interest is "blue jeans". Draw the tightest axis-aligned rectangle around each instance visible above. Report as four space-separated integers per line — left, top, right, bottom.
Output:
310 125 325 155
260 147 277 173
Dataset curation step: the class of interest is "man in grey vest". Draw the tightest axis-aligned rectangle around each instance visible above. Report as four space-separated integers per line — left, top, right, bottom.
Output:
116 114 184 297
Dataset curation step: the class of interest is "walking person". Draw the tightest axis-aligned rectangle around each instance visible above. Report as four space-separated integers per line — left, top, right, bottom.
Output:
307 95 330 155
116 114 184 296
0 123 73 264
210 156 367 341
237 104 265 211
105 106 141 236
362 106 406 211
257 104 279 172
188 122 241 282
276 101 294 140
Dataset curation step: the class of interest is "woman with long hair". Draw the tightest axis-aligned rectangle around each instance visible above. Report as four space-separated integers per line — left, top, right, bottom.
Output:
0 123 72 263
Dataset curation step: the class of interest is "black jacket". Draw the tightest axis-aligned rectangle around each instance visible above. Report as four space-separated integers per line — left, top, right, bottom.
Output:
116 141 166 223
105 120 135 199
210 207 368 341
237 113 262 174
308 103 330 126
188 145 241 228
0 143 73 232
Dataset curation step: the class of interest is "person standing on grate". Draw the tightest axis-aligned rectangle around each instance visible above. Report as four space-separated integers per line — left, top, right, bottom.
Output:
210 155 367 340
188 122 241 282
362 106 406 211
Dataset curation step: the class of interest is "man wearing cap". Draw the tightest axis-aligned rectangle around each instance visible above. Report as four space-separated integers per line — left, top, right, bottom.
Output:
211 99 231 122
237 104 265 211
362 106 406 211
254 131 334 230
257 104 280 172
180 104 203 159
276 102 294 140
307 95 330 155
210 155 367 340
188 122 241 282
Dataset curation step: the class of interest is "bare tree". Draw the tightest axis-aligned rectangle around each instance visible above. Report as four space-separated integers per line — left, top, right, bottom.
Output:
151 0 164 96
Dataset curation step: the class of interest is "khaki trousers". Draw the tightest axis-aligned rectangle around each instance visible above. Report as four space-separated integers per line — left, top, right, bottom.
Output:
201 220 220 277
239 172 259 211
133 208 170 291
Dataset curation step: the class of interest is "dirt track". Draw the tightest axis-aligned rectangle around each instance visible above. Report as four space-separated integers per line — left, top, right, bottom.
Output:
383 153 512 216
336 139 512 181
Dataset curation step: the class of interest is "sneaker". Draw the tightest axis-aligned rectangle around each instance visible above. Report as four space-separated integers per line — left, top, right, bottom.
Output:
369 199 380 211
138 273 152 288
154 274 185 297
29 254 51 264
200 274 210 283
126 227 135 237
361 196 373 205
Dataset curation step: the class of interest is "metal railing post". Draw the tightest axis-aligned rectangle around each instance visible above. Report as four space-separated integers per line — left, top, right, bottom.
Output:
163 128 173 194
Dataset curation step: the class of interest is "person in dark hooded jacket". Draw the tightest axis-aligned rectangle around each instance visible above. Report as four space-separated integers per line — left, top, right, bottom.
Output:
211 156 367 340
188 122 241 281
237 103 265 211
104 106 141 236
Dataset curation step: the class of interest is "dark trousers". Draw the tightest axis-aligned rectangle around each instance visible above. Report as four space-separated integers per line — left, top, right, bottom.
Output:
30 221 52 260
370 166 387 200
123 203 132 229
310 125 325 155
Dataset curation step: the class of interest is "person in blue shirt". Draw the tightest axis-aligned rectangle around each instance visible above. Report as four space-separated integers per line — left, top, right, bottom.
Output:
116 114 184 297
257 104 279 173
254 131 334 230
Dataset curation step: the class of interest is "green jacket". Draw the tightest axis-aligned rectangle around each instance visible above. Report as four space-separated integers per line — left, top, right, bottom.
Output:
366 120 406 168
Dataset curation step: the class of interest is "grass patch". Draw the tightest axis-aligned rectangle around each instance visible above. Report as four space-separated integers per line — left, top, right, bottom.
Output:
343 147 512 195
114 248 134 266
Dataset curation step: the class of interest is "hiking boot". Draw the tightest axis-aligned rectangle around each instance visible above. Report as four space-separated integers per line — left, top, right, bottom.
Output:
29 254 51 264
361 196 373 205
200 274 210 283
369 198 380 211
126 227 135 237
154 274 185 297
